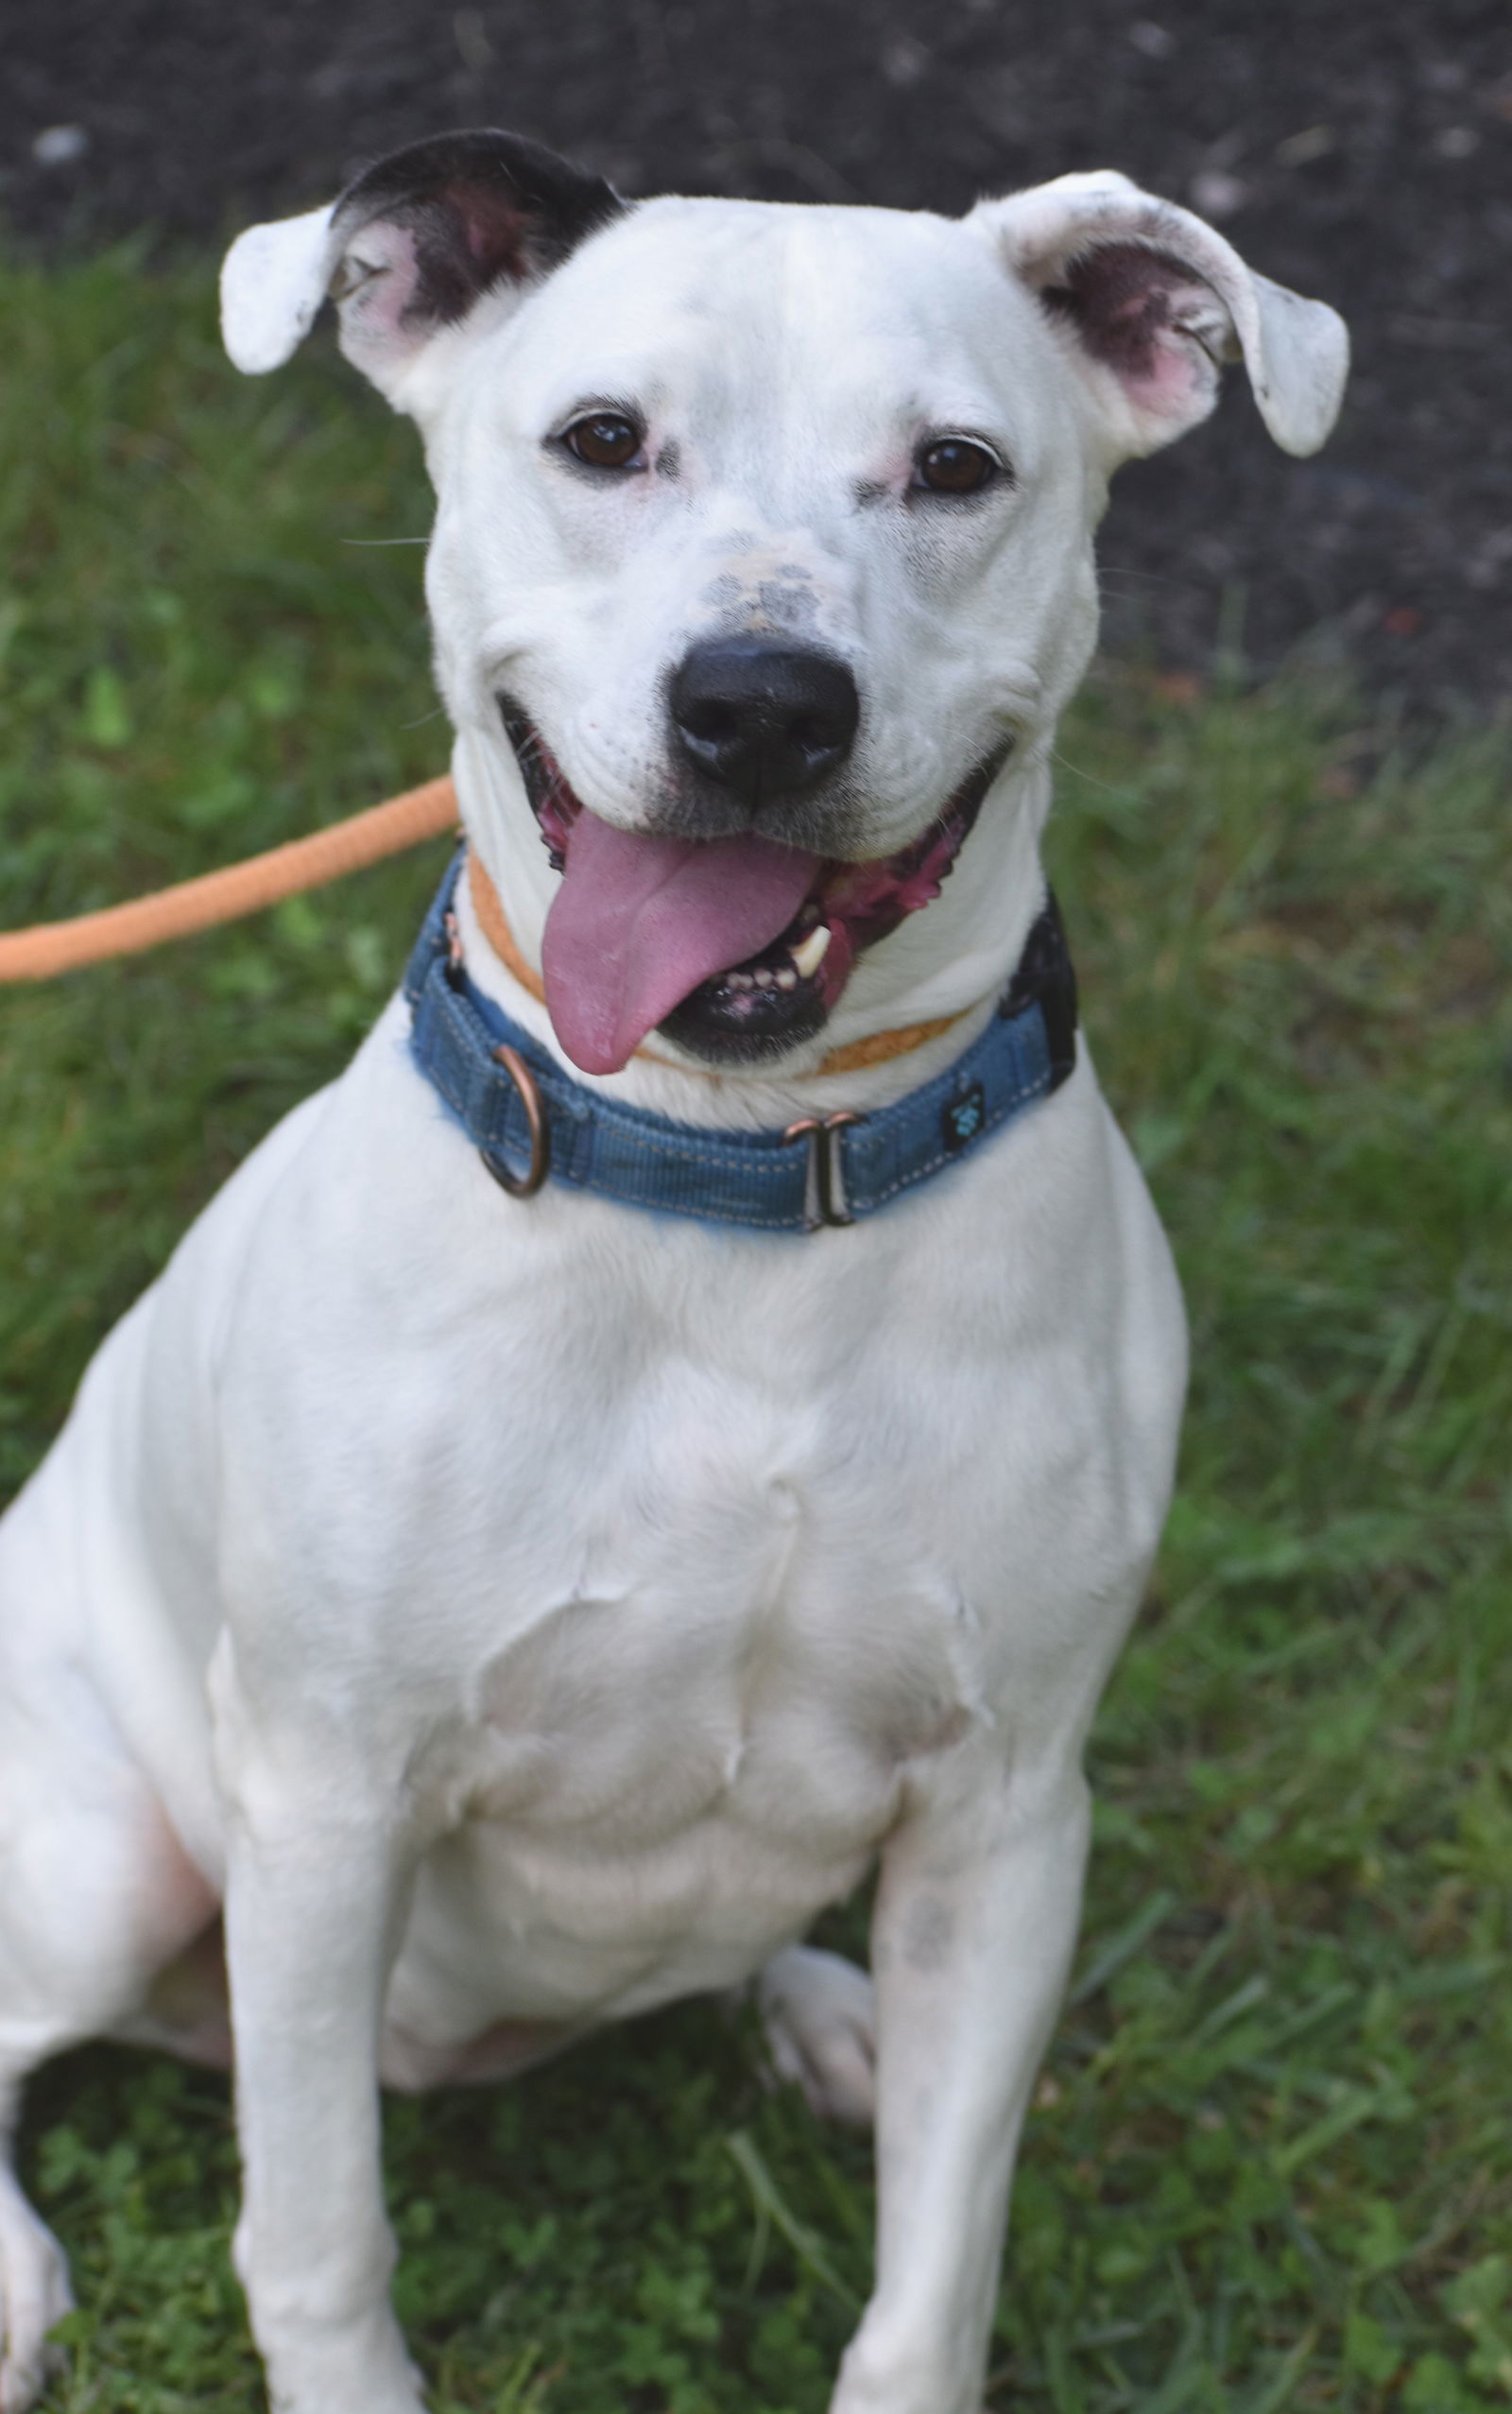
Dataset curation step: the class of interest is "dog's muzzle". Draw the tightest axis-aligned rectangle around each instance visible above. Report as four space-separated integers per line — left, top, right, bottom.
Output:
497 694 1011 1075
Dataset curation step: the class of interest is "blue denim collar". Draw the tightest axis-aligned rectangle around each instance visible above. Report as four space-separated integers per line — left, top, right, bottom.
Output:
403 853 1077 1234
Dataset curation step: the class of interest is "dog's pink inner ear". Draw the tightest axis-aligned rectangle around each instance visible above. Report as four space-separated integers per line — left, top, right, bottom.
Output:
455 184 533 275
1041 241 1224 432
385 186 539 332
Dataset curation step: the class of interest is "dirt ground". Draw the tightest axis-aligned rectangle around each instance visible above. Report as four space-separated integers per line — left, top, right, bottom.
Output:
3 0 1507 710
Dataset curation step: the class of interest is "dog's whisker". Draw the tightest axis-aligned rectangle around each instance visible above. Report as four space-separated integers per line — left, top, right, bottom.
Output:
1048 745 1126 796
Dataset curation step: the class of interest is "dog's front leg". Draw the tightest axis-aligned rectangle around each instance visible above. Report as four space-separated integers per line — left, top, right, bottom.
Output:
832 1753 1091 2414
215 1663 423 2414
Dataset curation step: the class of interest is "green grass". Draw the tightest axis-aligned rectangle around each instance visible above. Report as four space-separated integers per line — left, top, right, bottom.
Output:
2 246 1509 2414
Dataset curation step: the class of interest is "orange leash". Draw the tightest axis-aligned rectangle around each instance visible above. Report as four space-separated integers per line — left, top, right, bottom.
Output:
0 775 459 982
1 773 971 1080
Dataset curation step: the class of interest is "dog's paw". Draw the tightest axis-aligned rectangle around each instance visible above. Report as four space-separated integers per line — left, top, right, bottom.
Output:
756 1945 876 2128
249 2299 426 2414
0 2175 73 2414
260 2336 427 2414
828 2320 991 2414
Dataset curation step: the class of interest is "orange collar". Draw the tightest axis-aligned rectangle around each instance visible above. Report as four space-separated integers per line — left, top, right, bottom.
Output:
466 851 971 1080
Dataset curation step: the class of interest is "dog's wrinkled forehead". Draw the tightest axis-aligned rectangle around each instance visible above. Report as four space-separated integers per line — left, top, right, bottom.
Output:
455 198 1055 468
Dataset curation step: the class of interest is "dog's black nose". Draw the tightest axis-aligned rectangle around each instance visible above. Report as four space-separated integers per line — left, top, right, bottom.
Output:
670 641 860 806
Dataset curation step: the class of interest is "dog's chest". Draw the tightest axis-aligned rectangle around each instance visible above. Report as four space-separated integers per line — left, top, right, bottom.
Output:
454 1383 981 1842
404 1312 998 1990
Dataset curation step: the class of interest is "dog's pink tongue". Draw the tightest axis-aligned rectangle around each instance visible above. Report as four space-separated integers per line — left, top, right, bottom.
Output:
541 811 819 1075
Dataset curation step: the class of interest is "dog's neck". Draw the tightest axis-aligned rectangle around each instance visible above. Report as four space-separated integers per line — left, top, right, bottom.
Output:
449 725 1057 1129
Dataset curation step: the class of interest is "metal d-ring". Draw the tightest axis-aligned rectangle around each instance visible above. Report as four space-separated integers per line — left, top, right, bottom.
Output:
481 1043 551 1198
783 1110 860 1229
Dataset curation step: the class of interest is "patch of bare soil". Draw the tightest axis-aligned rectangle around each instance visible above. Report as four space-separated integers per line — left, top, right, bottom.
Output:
3 0 1506 709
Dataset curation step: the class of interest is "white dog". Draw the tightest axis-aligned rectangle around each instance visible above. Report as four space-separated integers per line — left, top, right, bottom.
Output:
0 130 1346 2414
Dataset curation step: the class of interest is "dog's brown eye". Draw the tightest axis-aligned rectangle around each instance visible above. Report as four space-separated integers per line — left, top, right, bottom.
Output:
562 413 644 471
916 438 1001 495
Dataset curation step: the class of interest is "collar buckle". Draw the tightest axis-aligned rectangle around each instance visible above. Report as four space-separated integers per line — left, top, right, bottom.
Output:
783 1111 861 1230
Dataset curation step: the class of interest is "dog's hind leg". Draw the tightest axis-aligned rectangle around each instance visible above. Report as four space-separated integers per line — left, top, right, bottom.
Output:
756 1946 877 2128
0 1776 217 2414
0 2071 73 2414
0 1745 216 2414
0 1509 220 2410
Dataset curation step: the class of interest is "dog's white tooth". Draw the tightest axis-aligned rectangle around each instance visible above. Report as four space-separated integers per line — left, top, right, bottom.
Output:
775 967 798 991
790 923 832 980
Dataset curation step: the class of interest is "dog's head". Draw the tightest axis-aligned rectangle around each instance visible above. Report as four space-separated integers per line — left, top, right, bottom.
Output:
223 131 1347 1078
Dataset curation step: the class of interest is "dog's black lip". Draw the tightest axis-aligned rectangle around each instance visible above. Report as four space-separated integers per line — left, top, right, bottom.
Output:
498 694 557 828
498 694 536 768
659 975 831 1065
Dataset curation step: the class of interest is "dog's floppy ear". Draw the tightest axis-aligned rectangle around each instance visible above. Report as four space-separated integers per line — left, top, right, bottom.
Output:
220 129 623 406
970 170 1348 464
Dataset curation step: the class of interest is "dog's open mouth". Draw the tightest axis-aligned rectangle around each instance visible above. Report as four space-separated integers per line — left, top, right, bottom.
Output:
500 702 1006 1076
